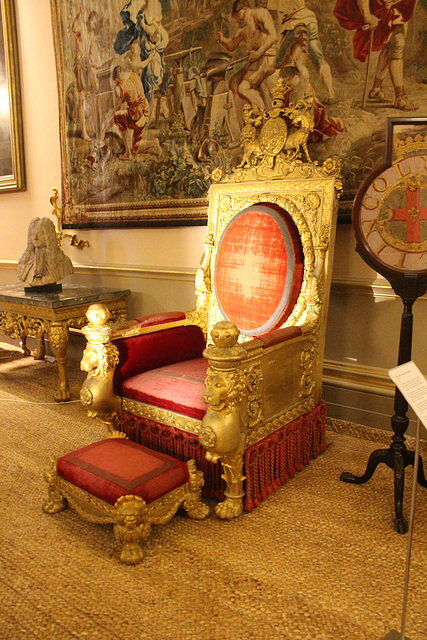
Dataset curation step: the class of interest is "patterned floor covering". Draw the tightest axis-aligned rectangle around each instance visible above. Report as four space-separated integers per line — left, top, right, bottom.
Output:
0 343 426 640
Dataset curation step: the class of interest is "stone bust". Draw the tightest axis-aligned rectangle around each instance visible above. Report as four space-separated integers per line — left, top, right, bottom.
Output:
17 217 74 287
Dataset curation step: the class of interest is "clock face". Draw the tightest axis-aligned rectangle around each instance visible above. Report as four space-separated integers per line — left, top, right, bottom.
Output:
356 154 427 274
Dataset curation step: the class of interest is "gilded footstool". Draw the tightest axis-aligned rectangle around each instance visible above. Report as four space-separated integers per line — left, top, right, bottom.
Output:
42 437 209 564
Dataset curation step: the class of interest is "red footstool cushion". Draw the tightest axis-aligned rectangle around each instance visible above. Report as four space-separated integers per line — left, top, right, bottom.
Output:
57 439 189 506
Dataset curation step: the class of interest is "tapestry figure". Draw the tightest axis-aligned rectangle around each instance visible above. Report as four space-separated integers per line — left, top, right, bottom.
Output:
217 0 278 111
334 0 418 110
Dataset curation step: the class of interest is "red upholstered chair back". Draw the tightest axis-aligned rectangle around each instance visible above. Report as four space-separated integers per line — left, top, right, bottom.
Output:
214 203 304 336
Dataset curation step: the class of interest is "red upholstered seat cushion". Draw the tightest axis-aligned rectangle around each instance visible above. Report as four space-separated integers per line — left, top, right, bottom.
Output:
114 324 206 389
57 439 189 506
215 204 304 336
121 358 209 420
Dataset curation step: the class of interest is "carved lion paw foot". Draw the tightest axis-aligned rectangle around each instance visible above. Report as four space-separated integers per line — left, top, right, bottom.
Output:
184 499 210 520
55 388 71 403
31 349 46 360
215 497 243 520
42 495 67 514
119 543 144 565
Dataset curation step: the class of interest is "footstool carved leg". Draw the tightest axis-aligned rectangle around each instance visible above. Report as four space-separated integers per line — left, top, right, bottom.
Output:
42 459 67 514
183 460 210 519
113 495 151 565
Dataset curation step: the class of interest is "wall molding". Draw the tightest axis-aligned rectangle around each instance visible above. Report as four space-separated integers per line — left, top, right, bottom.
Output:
323 359 395 397
0 262 394 290
331 276 427 301
0 260 196 282
0 262 404 295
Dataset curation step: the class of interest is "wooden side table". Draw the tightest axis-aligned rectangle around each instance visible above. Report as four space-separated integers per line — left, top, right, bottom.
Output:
0 284 130 401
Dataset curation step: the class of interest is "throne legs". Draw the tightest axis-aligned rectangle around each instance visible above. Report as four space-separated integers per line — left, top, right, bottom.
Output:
214 442 246 520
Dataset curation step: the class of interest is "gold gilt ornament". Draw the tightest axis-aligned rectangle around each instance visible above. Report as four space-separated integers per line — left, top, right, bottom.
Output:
214 79 325 182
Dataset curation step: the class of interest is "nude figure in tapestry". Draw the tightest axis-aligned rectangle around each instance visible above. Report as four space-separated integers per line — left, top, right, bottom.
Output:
216 0 278 111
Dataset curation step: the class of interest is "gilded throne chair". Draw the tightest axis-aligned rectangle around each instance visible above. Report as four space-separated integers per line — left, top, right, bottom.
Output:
80 88 342 519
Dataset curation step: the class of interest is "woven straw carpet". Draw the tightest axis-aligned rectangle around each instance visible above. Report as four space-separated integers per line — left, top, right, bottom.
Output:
0 343 426 640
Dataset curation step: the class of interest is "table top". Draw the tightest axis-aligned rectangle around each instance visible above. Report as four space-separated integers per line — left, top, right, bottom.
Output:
0 284 131 309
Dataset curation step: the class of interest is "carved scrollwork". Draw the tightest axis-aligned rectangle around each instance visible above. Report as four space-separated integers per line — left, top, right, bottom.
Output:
56 477 113 523
319 155 343 183
79 386 93 407
244 364 263 428
42 458 67 514
122 398 201 434
48 321 69 354
0 311 47 341
245 397 316 446
299 334 319 399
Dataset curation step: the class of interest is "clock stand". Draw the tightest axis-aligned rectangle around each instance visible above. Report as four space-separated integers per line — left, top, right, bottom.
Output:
340 268 427 534
340 117 427 533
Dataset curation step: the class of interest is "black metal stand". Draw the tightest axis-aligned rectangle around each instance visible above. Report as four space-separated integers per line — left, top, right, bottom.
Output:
340 294 427 534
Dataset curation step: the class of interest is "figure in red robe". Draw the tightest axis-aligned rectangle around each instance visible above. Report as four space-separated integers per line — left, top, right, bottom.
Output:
334 0 418 110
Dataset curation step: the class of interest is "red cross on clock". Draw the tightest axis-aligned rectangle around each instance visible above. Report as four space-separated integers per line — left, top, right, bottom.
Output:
354 153 427 276
392 180 427 244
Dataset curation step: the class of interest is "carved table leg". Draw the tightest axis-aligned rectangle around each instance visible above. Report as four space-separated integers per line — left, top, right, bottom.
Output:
20 334 31 356
48 321 71 402
31 323 46 360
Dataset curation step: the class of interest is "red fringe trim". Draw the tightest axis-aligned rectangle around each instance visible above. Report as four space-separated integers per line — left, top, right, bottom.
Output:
244 402 327 512
117 413 225 501
117 401 327 511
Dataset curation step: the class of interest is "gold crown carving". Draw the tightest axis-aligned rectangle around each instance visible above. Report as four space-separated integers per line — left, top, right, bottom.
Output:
394 133 427 160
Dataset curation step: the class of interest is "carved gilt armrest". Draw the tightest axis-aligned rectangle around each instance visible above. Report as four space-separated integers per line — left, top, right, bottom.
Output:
79 304 204 433
198 319 320 520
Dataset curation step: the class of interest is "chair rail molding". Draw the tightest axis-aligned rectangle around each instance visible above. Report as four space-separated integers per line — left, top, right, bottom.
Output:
323 359 395 397
0 260 196 282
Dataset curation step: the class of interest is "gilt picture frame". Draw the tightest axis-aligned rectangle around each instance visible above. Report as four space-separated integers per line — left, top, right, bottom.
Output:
0 0 25 192
50 0 427 228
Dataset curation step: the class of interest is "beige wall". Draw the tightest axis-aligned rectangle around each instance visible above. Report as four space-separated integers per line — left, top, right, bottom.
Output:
0 0 425 436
